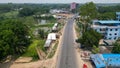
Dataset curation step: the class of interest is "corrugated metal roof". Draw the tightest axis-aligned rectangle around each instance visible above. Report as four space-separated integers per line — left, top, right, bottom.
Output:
91 54 120 68
47 33 56 40
98 20 120 24
44 39 52 47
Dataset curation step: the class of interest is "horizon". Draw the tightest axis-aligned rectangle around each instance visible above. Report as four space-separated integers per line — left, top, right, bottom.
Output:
0 0 120 4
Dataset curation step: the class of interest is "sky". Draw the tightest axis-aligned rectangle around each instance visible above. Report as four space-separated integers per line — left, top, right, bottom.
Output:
0 0 120 3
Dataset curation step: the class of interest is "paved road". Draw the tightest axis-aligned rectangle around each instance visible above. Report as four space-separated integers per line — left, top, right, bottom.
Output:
57 18 78 68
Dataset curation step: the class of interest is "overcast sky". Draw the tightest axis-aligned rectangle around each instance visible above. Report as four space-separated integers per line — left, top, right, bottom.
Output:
0 0 120 3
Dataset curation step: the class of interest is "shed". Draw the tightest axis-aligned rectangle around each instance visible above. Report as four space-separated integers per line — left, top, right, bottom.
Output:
47 33 56 40
44 39 52 47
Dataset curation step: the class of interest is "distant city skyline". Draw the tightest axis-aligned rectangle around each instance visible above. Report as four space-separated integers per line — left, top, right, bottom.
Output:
0 0 120 3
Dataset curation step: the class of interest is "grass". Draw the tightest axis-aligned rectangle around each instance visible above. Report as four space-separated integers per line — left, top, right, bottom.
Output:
22 39 45 60
37 23 54 27
48 42 58 58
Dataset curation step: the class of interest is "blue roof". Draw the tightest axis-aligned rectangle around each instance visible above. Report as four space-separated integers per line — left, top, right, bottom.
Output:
98 20 120 24
116 12 120 15
90 54 120 68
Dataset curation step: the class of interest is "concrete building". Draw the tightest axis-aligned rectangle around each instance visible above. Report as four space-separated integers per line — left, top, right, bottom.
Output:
70 2 77 10
116 12 120 21
91 20 120 40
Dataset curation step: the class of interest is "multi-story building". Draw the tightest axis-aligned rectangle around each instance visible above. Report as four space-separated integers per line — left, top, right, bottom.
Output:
91 20 120 40
70 2 77 10
116 12 120 21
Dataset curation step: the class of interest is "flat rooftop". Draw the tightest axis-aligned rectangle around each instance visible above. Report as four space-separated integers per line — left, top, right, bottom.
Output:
116 12 120 15
98 20 120 24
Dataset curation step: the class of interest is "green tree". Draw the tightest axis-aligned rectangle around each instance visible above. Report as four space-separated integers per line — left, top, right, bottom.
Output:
98 12 116 20
79 2 98 32
80 2 98 22
0 19 30 60
19 7 34 17
77 29 102 48
38 29 47 39
112 43 120 53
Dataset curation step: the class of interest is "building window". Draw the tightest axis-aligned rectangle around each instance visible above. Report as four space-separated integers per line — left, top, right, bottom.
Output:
109 33 112 36
106 28 108 31
109 38 111 40
115 29 118 31
114 37 117 40
110 29 112 31
100 29 102 31
115 33 117 35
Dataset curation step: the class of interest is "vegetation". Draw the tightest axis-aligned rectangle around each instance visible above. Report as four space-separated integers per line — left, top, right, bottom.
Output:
97 12 116 20
19 7 34 17
79 2 98 33
80 2 98 22
92 45 99 54
0 19 30 60
23 40 45 60
48 42 58 58
38 29 48 39
77 29 102 48
112 43 120 53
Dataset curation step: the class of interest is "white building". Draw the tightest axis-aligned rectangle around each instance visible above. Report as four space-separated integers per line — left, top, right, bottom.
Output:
91 20 120 40
44 33 56 47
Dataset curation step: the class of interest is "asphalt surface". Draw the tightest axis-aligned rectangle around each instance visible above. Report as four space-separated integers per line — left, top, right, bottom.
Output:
57 18 78 68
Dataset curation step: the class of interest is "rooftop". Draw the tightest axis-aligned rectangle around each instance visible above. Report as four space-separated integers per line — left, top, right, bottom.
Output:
98 20 120 24
116 12 120 15
91 54 120 68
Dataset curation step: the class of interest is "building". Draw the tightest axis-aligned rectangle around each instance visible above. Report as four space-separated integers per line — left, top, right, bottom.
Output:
91 20 120 40
90 54 120 68
44 33 56 47
52 23 58 31
116 12 120 21
70 2 77 10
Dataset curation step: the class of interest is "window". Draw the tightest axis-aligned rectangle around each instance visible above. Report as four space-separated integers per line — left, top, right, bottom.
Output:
110 29 112 31
100 29 102 31
115 29 118 31
114 37 117 40
115 33 117 35
109 33 112 36
109 38 111 40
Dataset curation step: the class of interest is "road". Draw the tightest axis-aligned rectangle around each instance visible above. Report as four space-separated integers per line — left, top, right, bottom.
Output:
57 17 78 68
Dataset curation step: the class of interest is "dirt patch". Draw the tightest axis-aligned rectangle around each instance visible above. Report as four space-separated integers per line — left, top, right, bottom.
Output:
14 57 32 63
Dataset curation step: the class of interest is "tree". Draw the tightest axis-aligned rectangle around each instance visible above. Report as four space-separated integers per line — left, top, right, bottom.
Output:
77 29 102 48
38 29 47 39
79 2 98 32
19 7 34 17
0 19 30 60
97 12 116 20
80 2 98 22
112 43 120 53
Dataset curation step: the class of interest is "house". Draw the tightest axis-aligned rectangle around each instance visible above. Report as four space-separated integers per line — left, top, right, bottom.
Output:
44 33 56 47
91 20 120 40
90 54 120 68
52 23 58 31
116 12 120 21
